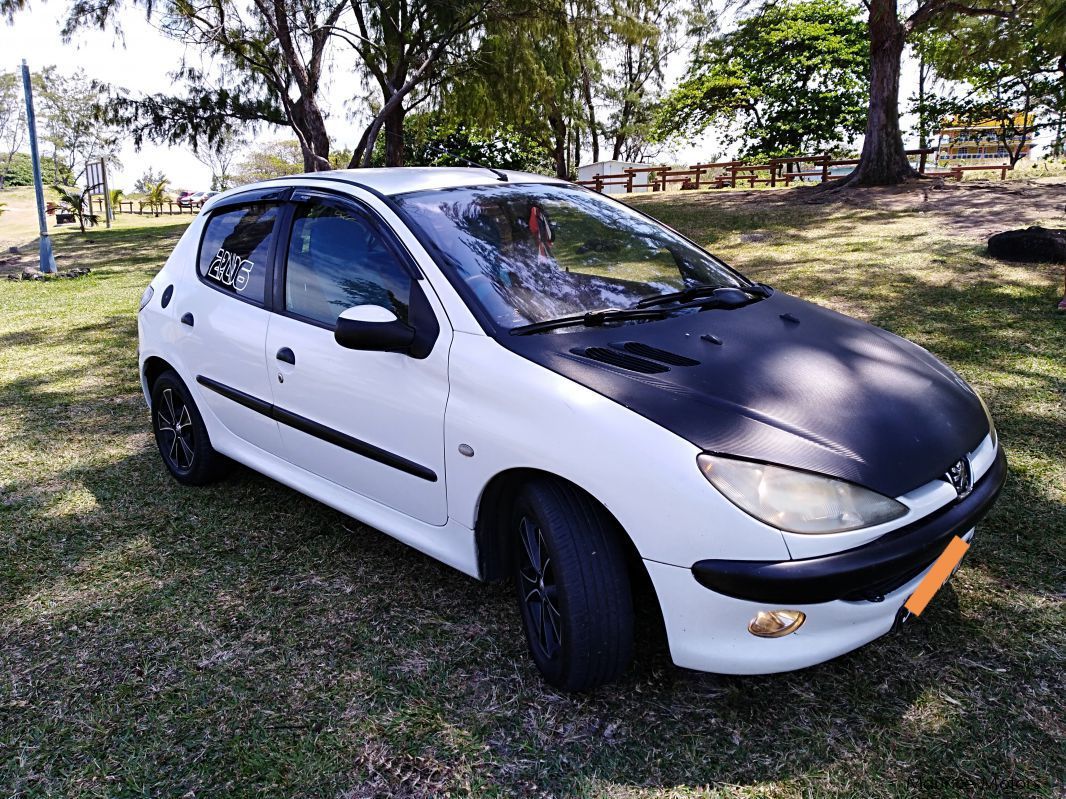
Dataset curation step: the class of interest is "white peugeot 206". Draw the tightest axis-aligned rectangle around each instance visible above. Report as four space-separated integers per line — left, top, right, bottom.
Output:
138 168 1006 691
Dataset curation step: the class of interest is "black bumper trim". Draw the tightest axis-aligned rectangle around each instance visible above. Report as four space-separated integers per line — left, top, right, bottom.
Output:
691 447 1007 604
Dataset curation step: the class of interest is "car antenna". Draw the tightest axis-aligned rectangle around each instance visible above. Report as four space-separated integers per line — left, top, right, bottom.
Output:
428 144 508 182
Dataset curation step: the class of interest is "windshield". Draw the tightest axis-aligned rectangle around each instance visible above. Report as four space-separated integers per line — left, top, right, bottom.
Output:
393 183 747 328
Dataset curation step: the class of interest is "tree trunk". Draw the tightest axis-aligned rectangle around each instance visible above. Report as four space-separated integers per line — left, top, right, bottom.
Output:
549 115 568 179
580 64 599 163
291 95 331 172
841 0 917 187
384 104 405 167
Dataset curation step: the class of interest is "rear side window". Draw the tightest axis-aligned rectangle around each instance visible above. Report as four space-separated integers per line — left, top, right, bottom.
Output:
284 201 412 327
198 203 280 304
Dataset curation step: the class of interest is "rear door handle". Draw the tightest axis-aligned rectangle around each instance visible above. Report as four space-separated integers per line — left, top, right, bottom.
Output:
276 347 295 365
180 312 194 327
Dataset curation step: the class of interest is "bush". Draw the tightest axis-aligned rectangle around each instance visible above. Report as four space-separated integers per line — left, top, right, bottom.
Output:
1 152 73 187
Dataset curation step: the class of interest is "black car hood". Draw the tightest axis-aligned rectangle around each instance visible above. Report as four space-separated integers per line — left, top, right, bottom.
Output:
504 292 990 498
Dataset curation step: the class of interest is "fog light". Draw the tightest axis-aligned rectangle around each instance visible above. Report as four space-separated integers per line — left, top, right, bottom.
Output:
748 610 806 638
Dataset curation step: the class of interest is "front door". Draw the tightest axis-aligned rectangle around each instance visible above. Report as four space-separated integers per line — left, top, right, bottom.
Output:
265 193 451 525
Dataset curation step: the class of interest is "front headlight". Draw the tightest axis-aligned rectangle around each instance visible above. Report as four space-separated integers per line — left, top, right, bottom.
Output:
697 454 907 534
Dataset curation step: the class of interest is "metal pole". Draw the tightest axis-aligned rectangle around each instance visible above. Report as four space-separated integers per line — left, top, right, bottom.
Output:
99 159 112 229
21 60 57 274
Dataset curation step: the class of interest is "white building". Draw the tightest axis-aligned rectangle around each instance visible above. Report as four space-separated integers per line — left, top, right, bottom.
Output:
576 160 651 195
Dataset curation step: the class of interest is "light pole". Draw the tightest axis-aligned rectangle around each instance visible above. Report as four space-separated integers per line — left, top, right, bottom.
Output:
21 59 57 274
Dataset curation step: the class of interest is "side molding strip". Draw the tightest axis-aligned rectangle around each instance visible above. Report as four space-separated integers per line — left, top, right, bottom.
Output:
195 375 438 482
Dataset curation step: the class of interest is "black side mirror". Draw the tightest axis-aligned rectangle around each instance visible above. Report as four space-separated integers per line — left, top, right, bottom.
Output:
334 305 416 354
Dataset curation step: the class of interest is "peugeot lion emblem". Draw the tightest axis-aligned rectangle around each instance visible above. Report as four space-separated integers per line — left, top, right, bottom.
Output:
946 458 973 499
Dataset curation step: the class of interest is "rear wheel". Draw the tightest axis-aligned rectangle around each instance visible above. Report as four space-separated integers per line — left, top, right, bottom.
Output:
513 479 634 691
150 370 229 485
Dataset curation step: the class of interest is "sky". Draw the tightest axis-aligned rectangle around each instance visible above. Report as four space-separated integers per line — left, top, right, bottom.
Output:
1 2 932 191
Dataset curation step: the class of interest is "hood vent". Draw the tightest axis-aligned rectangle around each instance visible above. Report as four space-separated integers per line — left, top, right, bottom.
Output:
575 347 670 374
621 342 701 367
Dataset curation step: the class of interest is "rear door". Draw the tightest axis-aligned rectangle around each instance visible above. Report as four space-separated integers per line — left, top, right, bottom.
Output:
265 191 452 525
175 194 286 454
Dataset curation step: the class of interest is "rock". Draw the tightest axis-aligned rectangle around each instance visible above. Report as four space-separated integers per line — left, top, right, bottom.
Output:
22 266 40 277
6 274 20 281
987 226 1066 263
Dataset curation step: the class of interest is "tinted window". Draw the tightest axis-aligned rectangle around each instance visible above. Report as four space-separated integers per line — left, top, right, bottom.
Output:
285 202 411 327
198 203 279 303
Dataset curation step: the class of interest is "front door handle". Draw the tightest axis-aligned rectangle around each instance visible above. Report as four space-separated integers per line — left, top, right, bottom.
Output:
180 312 194 327
276 347 295 365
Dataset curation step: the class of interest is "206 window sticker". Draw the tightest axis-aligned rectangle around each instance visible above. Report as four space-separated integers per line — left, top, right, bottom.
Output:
207 247 254 292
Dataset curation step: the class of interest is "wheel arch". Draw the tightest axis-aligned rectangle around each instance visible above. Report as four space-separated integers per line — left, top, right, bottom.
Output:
474 468 665 637
142 355 176 406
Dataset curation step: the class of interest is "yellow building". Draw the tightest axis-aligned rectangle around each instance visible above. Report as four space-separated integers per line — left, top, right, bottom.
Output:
935 114 1035 164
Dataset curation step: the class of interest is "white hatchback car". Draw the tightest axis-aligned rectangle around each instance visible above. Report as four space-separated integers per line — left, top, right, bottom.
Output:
138 168 1006 691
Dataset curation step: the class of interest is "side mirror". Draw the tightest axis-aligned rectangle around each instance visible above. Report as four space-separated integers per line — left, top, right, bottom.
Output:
334 305 416 354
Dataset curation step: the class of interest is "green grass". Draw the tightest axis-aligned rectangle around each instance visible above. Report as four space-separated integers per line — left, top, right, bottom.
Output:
1 184 1064 798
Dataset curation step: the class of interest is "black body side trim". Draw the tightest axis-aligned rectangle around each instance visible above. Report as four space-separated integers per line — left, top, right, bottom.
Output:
195 375 438 482
691 446 1007 604
196 375 273 415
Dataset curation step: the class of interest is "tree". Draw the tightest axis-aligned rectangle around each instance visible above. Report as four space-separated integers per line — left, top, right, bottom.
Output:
73 0 342 173
600 0 690 161
195 132 245 191
36 68 122 185
403 112 554 172
343 0 522 168
440 0 585 178
231 140 305 185
142 178 171 216
0 70 27 190
52 184 97 232
917 3 1064 167
134 168 168 194
657 0 869 159
833 0 1027 186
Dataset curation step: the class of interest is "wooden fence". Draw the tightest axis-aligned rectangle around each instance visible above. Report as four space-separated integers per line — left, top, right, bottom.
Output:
88 197 207 216
576 149 1014 193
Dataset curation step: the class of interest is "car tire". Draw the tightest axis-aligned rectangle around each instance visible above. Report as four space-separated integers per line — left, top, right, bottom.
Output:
512 478 634 691
150 369 229 485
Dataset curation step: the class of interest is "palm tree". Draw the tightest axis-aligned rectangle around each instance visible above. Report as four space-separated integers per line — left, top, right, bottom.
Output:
143 179 170 217
52 185 95 233
109 188 125 215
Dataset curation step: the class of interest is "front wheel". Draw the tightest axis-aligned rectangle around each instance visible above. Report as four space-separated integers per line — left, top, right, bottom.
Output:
513 479 634 691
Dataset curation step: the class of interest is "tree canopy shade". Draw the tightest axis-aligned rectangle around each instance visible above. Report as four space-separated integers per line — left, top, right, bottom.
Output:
656 0 868 159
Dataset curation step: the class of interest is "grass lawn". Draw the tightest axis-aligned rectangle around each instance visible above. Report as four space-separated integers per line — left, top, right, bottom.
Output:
0 181 1063 798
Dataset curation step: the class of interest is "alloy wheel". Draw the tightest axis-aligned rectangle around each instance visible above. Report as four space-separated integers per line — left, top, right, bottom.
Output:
156 387 196 472
518 515 562 659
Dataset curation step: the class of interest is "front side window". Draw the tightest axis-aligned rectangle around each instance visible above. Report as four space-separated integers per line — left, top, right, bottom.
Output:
393 183 746 328
284 201 412 327
198 203 279 303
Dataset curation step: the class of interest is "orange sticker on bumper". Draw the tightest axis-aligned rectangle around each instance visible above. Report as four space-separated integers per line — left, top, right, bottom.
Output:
904 535 970 617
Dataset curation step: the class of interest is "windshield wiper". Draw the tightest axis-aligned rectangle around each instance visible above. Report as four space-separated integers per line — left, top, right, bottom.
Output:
510 307 670 335
634 282 772 309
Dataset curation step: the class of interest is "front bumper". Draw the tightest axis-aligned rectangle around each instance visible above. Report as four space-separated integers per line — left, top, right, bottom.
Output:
648 532 971 674
648 446 1005 675
691 446 1007 604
